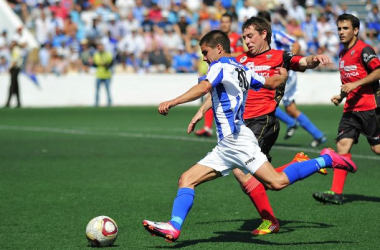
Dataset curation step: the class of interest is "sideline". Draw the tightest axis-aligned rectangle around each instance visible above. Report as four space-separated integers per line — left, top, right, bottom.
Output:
0 125 379 161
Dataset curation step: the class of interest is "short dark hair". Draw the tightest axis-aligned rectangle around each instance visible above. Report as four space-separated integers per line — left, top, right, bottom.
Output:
337 14 360 30
221 13 232 21
242 16 272 45
199 30 231 53
257 11 271 23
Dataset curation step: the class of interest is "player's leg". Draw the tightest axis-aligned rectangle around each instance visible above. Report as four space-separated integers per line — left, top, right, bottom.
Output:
143 142 230 242
142 163 221 242
369 108 380 155
104 78 112 106
285 101 326 147
313 112 358 204
275 107 298 139
254 148 356 191
95 79 101 107
195 93 213 137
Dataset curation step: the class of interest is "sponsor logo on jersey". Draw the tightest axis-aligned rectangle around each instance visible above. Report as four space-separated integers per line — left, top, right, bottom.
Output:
363 53 377 63
240 56 247 63
342 71 359 78
253 65 271 71
343 65 357 71
340 60 345 69
246 62 254 70
245 156 256 165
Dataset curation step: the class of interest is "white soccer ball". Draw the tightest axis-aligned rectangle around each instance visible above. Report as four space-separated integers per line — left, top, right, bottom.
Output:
86 216 118 247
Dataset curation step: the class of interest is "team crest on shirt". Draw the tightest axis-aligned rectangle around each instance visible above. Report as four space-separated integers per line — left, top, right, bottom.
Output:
240 56 247 63
266 54 273 60
351 50 355 56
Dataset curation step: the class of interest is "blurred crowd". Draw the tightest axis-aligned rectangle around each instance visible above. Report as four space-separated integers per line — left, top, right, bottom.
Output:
1 0 380 75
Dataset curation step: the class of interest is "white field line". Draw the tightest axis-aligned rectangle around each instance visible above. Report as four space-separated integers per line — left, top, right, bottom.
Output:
0 125 379 161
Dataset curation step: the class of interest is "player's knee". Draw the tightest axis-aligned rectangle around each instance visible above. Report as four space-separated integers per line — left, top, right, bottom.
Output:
178 172 196 188
232 168 247 183
370 145 380 155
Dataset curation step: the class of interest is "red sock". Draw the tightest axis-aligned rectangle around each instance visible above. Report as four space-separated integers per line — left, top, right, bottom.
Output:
331 153 351 194
243 176 276 222
204 109 214 128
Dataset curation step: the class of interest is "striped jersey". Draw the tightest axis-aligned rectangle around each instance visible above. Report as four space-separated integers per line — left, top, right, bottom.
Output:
205 57 266 141
271 29 296 51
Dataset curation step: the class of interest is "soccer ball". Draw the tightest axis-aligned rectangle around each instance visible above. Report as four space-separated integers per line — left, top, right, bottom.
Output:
86 216 118 247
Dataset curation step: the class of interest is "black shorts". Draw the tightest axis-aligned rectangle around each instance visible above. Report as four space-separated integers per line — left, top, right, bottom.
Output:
244 111 280 158
336 108 380 145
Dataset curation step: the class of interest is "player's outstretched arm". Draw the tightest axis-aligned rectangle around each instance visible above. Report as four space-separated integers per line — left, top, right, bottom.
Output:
298 54 332 70
341 68 380 94
187 95 212 134
158 81 212 116
263 68 288 89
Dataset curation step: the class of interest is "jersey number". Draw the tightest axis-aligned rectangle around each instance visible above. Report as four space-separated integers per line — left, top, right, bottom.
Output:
235 68 249 90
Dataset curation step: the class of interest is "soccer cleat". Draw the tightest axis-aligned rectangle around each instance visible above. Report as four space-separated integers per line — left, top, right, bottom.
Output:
292 152 327 175
252 219 279 236
320 148 357 173
284 123 298 139
142 220 180 242
312 190 343 205
195 127 212 137
311 135 327 147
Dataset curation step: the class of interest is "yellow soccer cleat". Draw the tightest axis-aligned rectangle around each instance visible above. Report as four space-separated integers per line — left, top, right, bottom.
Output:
252 219 280 236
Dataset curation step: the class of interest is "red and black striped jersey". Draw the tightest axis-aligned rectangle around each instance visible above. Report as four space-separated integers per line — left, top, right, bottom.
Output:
236 49 303 119
339 39 380 112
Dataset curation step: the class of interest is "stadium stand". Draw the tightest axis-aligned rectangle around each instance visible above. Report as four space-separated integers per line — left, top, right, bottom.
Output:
0 0 379 76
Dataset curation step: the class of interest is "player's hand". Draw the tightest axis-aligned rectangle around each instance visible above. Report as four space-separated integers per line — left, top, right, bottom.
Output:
331 95 343 106
312 54 332 66
341 82 358 94
158 100 175 116
187 110 203 134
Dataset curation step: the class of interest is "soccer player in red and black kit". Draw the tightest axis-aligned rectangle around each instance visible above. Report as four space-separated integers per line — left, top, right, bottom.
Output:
195 13 244 137
313 14 380 205
233 16 332 235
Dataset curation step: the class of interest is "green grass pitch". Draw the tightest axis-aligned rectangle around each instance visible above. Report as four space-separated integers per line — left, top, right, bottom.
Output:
0 106 379 249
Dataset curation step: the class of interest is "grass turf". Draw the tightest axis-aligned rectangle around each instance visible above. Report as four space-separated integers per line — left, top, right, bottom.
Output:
0 106 379 249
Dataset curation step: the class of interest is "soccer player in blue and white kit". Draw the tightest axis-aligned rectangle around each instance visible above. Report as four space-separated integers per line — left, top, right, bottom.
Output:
257 11 327 147
142 30 356 243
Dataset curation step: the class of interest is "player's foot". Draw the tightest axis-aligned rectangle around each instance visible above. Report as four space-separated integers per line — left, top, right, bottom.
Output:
284 123 298 139
292 152 327 175
195 127 212 137
320 148 357 173
252 219 279 236
312 190 343 205
311 135 327 147
142 220 180 242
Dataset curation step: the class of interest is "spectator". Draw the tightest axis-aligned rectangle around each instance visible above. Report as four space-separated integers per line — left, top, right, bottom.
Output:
287 0 306 23
318 27 339 70
93 42 113 107
133 0 147 23
148 41 171 73
120 12 141 36
365 4 380 40
5 41 23 108
38 42 51 73
172 44 195 73
79 39 94 73
238 0 258 23
35 12 51 44
162 28 183 53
